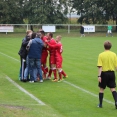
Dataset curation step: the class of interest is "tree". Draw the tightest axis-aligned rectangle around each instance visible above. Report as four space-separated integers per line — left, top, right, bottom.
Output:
0 0 68 24
102 0 117 31
72 0 117 30
23 0 68 24
72 0 106 24
0 0 24 24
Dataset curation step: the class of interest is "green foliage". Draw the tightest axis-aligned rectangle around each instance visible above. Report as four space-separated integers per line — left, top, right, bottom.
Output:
0 0 68 24
0 0 24 24
0 0 117 26
20 0 68 24
73 0 117 25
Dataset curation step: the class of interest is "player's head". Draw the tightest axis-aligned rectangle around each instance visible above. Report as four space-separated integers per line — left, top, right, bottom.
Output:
46 32 53 40
40 30 45 36
26 30 32 40
36 31 42 38
31 32 36 39
56 35 61 42
26 30 33 35
104 41 112 50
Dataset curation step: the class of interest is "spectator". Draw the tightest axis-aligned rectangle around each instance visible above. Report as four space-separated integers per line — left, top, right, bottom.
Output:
27 32 46 83
23 32 36 82
106 25 113 37
18 30 32 81
80 25 85 37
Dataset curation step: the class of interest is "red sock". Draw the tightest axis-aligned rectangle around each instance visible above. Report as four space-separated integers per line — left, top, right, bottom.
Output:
61 70 67 77
59 72 62 79
41 66 47 74
45 67 48 73
48 69 52 77
53 69 57 79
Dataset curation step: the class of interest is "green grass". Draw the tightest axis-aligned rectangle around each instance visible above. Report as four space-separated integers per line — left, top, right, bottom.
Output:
0 33 117 117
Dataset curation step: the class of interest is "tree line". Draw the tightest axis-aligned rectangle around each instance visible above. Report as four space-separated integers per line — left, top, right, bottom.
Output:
0 0 117 26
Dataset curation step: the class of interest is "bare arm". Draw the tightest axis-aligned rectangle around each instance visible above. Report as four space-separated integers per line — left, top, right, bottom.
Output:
98 66 102 83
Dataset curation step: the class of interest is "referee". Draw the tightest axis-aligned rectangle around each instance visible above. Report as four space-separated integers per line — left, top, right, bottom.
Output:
97 41 117 109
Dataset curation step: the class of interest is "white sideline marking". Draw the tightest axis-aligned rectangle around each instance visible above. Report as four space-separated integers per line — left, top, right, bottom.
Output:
0 51 115 105
0 52 20 62
0 52 45 105
63 81 114 105
6 76 45 105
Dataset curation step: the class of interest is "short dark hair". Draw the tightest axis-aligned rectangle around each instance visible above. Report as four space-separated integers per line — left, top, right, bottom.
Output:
48 32 53 38
36 31 42 38
31 32 36 39
104 41 112 50
40 30 45 35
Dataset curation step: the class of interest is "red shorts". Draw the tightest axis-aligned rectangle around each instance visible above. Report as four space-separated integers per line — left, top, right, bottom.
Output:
49 56 56 64
56 58 62 68
41 52 48 64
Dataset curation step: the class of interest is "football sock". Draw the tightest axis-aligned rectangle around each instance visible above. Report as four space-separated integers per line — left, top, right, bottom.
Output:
112 91 117 102
45 67 48 73
53 69 57 79
48 69 52 77
99 93 103 105
59 72 62 79
61 70 67 77
41 66 47 74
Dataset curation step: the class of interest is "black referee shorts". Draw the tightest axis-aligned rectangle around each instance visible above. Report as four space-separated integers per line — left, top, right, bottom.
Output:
98 71 116 89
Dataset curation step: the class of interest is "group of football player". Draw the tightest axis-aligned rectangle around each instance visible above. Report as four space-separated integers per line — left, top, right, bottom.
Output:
18 29 68 83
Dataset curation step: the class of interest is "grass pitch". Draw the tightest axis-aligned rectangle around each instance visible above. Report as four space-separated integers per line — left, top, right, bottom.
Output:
0 33 117 117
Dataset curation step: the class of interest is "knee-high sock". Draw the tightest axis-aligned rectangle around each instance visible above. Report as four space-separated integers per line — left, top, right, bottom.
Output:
48 69 52 77
41 66 47 74
112 91 117 103
59 72 62 80
99 93 104 105
61 70 67 77
53 69 57 79
45 67 48 73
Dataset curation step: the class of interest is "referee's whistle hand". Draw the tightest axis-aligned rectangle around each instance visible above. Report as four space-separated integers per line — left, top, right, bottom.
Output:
98 77 101 83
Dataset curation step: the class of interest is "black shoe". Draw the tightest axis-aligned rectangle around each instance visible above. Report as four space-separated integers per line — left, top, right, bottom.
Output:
27 78 30 81
23 79 27 82
115 102 117 109
97 104 102 108
34 80 38 82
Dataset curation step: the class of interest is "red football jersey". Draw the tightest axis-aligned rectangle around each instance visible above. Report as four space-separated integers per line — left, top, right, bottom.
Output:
48 42 63 59
41 36 48 64
48 38 56 56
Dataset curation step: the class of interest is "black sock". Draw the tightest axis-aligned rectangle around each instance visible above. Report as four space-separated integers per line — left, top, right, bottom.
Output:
112 91 117 103
99 93 104 105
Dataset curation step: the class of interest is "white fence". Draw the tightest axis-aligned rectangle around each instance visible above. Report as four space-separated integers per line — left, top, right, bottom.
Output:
0 24 117 34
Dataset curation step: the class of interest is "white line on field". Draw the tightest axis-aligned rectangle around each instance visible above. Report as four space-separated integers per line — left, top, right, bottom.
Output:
5 76 45 105
63 81 114 105
0 51 114 105
0 51 45 105
0 52 20 62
